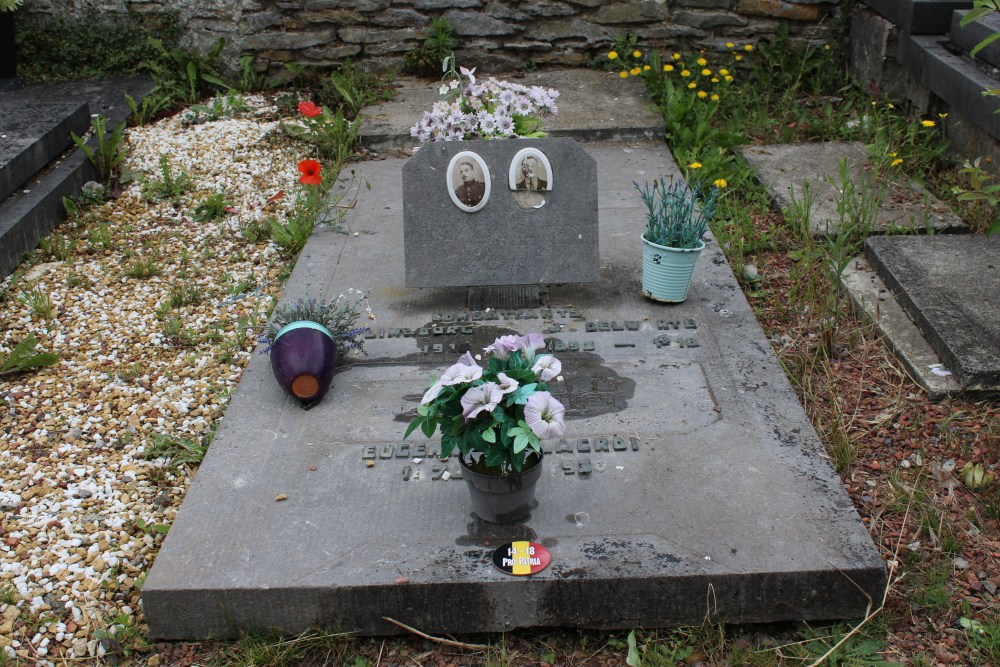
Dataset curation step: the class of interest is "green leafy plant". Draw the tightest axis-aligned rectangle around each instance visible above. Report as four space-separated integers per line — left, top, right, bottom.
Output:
954 157 1000 235
235 54 273 92
14 9 180 83
143 36 230 109
193 190 233 222
962 1 1000 58
0 334 60 376
39 233 75 261
636 177 720 249
283 102 364 165
86 222 115 252
144 432 209 470
403 18 456 77
405 333 565 474
71 115 127 183
141 155 193 203
323 61 380 119
124 257 162 279
18 286 56 320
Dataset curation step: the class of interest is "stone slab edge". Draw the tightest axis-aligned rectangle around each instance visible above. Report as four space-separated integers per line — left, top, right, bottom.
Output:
950 9 1000 69
899 35 1000 140
863 0 973 34
0 78 154 279
0 101 90 202
840 257 961 400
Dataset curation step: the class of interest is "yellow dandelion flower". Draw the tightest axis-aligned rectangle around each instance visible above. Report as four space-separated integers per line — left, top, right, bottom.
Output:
672 52 681 60
608 51 618 60
889 151 897 157
824 44 831 50
688 82 697 89
921 119 936 127
664 64 675 72
619 71 628 78
744 44 754 51
714 178 728 188
630 67 642 76
697 57 708 66
888 103 895 109
633 50 642 58
871 100 878 106
689 162 703 169
939 112 949 119
711 77 719 83
719 68 729 76
735 54 743 61
724 75 733 82
891 158 903 167
711 93 720 101
680 69 691 77
726 41 735 48
644 64 651 71
697 90 708 99
701 68 712 76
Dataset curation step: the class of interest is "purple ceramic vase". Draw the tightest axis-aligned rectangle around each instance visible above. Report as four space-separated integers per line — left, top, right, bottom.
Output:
269 321 338 404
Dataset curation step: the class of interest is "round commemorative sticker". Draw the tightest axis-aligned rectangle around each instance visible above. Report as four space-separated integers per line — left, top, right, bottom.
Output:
492 541 551 576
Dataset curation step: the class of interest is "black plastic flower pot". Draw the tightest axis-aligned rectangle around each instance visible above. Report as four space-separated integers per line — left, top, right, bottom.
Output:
459 453 543 523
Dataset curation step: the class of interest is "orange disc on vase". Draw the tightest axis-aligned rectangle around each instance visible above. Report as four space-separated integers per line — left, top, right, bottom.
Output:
291 374 321 399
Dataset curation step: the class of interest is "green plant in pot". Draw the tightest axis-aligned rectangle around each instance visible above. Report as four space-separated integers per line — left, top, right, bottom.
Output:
405 333 566 523
635 177 720 303
260 290 373 408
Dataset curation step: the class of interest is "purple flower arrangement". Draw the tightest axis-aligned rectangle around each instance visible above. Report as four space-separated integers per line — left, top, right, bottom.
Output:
405 333 566 474
409 65 561 143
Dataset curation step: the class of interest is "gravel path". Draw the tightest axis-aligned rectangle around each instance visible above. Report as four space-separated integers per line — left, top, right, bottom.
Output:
0 94 305 663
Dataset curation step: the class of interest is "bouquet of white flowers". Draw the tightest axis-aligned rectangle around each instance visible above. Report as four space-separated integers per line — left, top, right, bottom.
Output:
410 63 560 143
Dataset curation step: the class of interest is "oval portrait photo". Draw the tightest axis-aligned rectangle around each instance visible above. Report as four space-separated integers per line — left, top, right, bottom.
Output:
509 148 553 192
448 151 491 213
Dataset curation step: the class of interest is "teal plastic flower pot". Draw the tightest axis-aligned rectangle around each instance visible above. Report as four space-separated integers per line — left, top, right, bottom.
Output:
641 236 705 303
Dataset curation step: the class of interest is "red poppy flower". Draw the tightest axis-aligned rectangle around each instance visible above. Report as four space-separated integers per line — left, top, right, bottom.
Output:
298 159 322 186
298 101 322 118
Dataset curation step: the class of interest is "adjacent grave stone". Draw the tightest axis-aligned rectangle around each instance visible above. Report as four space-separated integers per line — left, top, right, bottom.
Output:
143 142 886 639
0 100 90 202
865 234 1000 391
403 137 599 287
741 142 963 237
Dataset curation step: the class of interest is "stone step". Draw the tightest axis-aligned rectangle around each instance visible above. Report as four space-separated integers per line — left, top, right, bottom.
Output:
739 141 964 238
897 34 1000 142
863 0 972 34
864 234 1000 392
0 76 154 279
950 9 1000 70
0 99 90 202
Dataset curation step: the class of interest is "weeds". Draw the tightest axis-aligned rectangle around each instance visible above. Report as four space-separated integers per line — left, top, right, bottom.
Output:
72 115 127 183
193 190 233 222
141 155 194 203
0 334 60 376
124 256 162 279
143 36 230 110
144 432 209 470
17 287 56 320
403 18 456 77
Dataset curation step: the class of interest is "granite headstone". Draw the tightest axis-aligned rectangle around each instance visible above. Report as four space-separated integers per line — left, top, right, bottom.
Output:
402 137 599 287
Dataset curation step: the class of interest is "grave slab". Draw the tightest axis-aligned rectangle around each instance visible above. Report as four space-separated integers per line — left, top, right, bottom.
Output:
403 137 598 287
951 9 1000 69
143 141 887 639
863 0 972 34
0 99 90 202
865 234 1000 391
840 257 962 401
740 142 964 237
360 69 665 152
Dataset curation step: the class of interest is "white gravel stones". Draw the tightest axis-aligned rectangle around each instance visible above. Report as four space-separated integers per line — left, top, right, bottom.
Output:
0 93 314 662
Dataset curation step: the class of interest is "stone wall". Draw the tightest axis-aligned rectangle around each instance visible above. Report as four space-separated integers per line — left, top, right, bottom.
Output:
22 0 842 72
